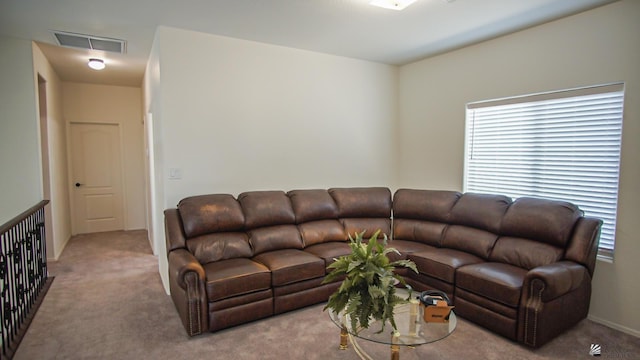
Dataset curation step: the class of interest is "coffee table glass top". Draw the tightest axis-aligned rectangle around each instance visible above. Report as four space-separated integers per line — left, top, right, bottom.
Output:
329 289 456 347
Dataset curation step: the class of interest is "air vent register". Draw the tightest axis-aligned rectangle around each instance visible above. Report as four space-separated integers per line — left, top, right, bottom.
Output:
51 30 126 54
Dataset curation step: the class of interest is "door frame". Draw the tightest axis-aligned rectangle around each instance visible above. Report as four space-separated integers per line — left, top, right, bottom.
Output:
66 121 128 235
143 113 158 254
37 74 54 255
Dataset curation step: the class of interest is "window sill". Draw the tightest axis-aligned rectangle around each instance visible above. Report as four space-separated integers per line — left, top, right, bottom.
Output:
596 252 614 263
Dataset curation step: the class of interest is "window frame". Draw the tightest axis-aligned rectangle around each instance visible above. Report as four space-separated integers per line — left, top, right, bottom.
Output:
463 83 625 260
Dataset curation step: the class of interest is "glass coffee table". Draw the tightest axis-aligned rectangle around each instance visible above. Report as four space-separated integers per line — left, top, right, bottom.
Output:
329 290 456 360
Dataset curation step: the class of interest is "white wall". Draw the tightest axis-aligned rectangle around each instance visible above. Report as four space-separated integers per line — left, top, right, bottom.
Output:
32 43 72 260
146 26 398 290
398 0 640 335
159 27 399 204
0 36 42 225
62 83 146 232
143 32 165 258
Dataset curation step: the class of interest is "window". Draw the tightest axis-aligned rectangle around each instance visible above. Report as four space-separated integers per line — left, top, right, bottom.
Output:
464 83 624 259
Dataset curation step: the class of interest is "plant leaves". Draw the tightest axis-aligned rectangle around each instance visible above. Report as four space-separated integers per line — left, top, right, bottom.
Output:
323 229 418 334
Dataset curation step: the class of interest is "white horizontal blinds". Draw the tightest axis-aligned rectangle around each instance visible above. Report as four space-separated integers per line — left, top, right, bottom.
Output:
465 83 624 256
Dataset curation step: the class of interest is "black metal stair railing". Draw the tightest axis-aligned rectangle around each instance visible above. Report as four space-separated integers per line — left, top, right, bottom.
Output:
0 200 53 359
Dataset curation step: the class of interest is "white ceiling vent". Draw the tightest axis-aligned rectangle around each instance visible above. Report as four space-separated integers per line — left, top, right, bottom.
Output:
51 30 127 54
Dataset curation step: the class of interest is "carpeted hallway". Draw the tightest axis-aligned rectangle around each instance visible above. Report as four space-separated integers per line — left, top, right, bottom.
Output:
14 230 640 359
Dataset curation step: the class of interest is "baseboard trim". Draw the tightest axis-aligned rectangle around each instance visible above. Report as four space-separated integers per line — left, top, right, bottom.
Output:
588 315 640 338
49 234 71 261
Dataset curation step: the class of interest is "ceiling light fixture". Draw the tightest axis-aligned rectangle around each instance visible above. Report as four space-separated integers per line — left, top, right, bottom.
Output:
369 0 417 11
88 58 106 70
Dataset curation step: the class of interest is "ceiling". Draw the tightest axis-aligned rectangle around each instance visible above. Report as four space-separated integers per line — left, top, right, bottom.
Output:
0 0 616 87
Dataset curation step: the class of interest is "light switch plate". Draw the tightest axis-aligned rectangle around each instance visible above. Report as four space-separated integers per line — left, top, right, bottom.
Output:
169 168 182 180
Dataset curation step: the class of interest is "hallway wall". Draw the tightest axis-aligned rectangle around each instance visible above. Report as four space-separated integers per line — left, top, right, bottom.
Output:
62 83 146 232
0 36 42 225
32 42 71 260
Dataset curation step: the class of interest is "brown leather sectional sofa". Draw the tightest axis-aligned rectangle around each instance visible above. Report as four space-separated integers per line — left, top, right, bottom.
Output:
164 187 602 348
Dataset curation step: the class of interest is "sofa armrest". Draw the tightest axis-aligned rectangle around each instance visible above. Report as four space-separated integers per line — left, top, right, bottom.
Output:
169 248 206 289
168 249 208 336
523 261 588 302
165 208 187 252
565 217 602 277
519 260 591 347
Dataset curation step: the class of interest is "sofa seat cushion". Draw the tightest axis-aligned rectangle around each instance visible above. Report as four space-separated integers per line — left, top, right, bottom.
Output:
253 249 325 286
304 242 352 270
406 272 455 297
456 262 528 307
386 240 435 262
409 248 484 283
204 258 271 302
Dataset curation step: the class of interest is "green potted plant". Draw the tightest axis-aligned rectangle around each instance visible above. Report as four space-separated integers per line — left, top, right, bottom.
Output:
323 230 418 334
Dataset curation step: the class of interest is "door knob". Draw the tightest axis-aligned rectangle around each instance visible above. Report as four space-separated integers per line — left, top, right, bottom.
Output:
75 182 82 187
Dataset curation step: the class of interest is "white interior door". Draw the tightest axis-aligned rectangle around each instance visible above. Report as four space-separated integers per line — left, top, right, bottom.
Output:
69 123 124 234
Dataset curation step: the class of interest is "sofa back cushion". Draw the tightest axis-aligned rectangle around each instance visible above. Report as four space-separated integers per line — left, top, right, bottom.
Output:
392 219 446 247
500 197 582 248
393 189 461 222
449 193 512 233
490 237 564 270
432 193 510 258
187 233 252 264
238 191 296 229
329 187 392 238
298 220 347 247
288 189 339 223
329 187 392 218
248 225 304 255
442 226 498 259
392 189 462 247
178 194 245 238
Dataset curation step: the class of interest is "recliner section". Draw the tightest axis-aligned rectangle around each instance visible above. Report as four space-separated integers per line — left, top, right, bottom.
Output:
393 189 601 347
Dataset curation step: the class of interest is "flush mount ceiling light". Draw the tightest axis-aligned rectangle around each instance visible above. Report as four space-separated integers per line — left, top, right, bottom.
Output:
369 0 417 10
88 58 106 70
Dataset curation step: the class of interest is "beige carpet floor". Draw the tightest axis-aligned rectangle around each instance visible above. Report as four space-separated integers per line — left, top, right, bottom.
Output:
14 230 640 359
